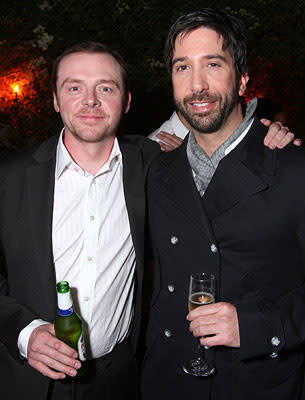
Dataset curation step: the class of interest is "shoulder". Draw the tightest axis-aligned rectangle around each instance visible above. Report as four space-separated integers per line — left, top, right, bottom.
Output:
118 134 161 164
0 134 58 175
148 118 175 140
276 143 305 171
148 139 185 179
118 134 159 151
0 146 37 172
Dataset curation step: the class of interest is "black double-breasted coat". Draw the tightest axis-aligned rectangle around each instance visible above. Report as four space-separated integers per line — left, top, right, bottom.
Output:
142 118 305 400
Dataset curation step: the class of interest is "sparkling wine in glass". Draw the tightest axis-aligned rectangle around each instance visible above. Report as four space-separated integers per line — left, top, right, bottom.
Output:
183 272 216 377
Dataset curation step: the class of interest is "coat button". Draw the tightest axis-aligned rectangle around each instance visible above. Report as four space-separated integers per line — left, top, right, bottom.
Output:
164 329 172 338
168 284 175 293
170 236 179 245
269 352 279 359
210 243 217 253
271 336 280 346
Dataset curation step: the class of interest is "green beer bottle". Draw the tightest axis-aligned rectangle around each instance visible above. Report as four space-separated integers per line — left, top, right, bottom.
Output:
54 281 88 380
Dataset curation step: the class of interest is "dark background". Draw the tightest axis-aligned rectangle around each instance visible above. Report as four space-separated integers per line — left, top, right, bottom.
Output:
0 0 304 152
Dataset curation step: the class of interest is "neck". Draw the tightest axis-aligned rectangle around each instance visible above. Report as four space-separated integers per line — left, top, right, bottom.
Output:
192 104 243 158
63 132 115 175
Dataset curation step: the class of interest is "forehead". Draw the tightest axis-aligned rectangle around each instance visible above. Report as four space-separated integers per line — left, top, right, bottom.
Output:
173 27 228 59
57 52 124 85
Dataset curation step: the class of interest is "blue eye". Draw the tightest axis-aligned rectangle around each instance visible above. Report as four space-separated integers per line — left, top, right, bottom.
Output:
102 87 112 92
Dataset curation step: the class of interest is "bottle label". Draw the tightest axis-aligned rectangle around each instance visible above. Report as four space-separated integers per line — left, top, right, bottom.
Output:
78 333 87 361
57 291 73 316
57 305 74 316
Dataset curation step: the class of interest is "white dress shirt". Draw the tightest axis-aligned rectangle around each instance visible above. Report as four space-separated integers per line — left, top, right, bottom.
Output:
18 131 135 359
148 111 189 142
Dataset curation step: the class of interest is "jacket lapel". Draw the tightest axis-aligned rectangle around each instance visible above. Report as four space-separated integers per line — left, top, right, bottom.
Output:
156 140 216 242
119 140 146 282
203 118 273 221
26 135 59 317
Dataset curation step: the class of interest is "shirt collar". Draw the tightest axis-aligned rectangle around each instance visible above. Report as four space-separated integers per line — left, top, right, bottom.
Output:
55 128 122 180
224 118 254 155
170 111 190 137
55 128 71 180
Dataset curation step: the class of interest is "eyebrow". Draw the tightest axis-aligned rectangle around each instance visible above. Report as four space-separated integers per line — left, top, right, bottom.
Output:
172 54 228 68
60 78 120 89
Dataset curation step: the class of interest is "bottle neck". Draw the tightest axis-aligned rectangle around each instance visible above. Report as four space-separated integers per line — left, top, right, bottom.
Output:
57 291 74 316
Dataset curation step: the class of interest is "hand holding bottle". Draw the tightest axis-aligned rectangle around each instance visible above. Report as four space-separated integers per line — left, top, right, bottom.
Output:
27 323 81 380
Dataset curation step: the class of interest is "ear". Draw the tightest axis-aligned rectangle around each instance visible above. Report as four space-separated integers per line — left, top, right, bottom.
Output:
238 73 249 96
123 91 131 114
53 92 60 113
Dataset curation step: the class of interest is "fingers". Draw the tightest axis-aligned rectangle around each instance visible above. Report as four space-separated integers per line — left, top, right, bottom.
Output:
260 118 271 127
187 302 222 320
293 138 302 146
263 121 284 147
275 131 295 149
263 121 299 149
27 324 81 379
278 135 302 148
29 350 80 377
28 359 66 380
199 333 231 348
187 302 240 348
190 320 217 337
157 132 183 152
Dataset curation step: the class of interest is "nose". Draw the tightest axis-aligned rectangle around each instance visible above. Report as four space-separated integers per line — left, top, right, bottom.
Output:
82 87 101 108
191 67 209 93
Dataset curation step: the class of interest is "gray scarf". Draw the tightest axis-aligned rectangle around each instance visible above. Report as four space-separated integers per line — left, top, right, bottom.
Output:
187 98 257 197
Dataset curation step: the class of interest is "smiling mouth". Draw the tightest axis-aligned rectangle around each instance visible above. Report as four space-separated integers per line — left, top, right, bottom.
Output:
79 115 104 118
189 101 216 112
191 102 212 107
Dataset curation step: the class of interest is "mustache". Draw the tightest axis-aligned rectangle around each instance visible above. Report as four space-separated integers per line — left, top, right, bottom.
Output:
184 93 220 103
76 110 107 117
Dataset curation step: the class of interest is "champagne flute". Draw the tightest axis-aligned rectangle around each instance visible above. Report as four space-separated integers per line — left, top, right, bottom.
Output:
183 272 216 377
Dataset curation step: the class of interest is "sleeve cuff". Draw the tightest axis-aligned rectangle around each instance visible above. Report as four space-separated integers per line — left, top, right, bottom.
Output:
236 301 285 360
17 319 50 359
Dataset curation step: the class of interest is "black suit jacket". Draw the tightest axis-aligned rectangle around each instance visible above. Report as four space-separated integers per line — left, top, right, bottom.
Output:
142 118 305 400
0 133 159 399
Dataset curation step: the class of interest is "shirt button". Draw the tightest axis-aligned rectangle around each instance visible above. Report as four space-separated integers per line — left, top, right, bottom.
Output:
84 296 89 302
271 336 281 346
168 284 175 293
210 243 217 253
88 256 93 262
170 236 179 245
164 329 172 338
90 216 95 220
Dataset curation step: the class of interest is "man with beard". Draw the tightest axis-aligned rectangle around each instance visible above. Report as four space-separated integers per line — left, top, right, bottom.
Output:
0 42 159 399
142 9 305 400
148 109 300 152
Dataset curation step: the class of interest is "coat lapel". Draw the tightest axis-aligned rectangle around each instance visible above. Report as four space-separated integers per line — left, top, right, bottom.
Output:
203 118 273 221
156 118 275 235
119 140 146 282
26 135 58 317
156 140 216 242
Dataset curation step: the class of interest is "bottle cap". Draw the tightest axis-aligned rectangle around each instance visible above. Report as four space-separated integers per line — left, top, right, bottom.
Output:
56 281 70 293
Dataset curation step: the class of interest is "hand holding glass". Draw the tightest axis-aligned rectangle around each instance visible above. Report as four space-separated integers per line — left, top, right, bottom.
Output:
183 272 216 377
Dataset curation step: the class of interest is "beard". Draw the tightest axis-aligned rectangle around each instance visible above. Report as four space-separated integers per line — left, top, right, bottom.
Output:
174 80 240 134
68 110 123 143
